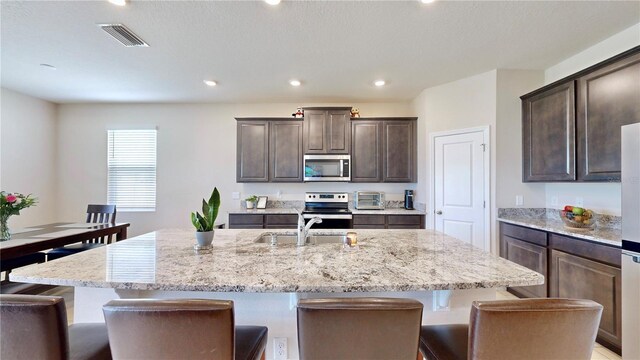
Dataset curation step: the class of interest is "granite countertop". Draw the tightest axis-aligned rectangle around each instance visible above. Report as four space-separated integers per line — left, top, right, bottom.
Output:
227 208 426 215
11 229 542 293
498 215 621 247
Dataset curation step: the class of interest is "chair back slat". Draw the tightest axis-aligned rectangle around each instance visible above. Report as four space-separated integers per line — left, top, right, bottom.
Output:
86 205 117 244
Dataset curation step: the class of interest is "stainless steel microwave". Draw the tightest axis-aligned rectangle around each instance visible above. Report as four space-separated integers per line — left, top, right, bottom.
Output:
303 155 351 182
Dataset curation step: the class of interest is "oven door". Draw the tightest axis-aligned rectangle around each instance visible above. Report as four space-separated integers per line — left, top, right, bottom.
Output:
303 155 350 182
303 214 352 229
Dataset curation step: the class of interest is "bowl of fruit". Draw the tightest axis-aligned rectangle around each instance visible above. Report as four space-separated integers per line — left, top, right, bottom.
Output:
560 206 597 230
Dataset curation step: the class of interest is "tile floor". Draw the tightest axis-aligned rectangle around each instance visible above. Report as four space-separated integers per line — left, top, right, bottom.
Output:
39 287 621 360
497 290 621 360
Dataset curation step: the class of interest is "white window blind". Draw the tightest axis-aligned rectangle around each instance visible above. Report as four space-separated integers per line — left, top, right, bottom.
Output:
107 129 157 211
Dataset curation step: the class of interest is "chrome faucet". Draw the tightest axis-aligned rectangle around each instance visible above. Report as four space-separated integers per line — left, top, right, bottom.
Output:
297 212 322 246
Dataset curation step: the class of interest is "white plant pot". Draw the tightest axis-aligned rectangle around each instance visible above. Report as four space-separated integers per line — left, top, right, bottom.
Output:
195 230 215 247
246 201 255 209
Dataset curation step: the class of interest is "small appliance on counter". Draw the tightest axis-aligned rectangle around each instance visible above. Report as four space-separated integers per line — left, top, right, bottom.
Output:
354 191 385 210
404 190 414 210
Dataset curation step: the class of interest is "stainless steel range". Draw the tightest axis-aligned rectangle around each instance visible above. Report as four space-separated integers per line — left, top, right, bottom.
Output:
302 192 352 229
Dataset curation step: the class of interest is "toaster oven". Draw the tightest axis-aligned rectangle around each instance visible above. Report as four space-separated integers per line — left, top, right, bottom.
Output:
354 191 385 210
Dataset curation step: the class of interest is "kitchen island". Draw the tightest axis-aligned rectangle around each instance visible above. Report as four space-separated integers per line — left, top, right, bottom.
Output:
12 229 543 359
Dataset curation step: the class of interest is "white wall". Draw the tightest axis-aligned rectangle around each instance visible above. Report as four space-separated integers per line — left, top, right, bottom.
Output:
0 88 58 228
543 22 640 216
56 102 413 236
495 69 546 209
411 70 499 252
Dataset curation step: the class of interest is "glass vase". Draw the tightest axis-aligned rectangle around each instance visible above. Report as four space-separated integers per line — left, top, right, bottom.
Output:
0 214 10 241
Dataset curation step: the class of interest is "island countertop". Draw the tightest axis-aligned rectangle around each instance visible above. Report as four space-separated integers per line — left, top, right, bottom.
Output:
11 229 543 293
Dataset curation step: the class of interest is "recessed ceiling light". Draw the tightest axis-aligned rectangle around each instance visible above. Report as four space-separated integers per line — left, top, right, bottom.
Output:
374 80 386 87
290 79 301 87
420 0 435 3
108 0 127 6
40 64 57 70
265 0 281 5
203 80 217 87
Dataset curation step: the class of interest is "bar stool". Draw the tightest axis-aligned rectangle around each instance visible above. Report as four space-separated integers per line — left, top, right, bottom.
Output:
103 299 268 360
297 297 424 360
418 298 603 360
0 294 111 360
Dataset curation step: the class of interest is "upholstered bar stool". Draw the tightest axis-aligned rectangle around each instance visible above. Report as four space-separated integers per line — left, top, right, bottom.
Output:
0 294 111 360
103 299 268 360
297 297 424 360
419 298 603 360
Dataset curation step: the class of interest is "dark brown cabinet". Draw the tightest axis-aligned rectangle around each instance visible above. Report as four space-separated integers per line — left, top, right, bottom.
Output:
237 119 303 183
577 52 640 181
499 223 548 298
351 121 383 182
270 121 303 182
499 221 623 354
522 81 576 182
352 214 424 229
236 121 269 182
229 214 298 229
303 108 351 154
521 46 640 183
351 118 417 183
549 249 622 350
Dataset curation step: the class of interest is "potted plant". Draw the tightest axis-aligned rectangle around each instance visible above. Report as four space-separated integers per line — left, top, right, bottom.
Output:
190 188 220 247
245 195 258 209
0 192 37 241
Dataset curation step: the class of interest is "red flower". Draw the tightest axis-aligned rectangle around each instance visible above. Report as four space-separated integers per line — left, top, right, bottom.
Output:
5 194 17 203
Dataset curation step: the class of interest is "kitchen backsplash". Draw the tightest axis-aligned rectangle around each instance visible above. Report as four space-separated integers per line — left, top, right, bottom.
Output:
498 208 621 229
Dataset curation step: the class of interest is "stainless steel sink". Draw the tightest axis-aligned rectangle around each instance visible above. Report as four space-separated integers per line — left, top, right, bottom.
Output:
255 233 346 245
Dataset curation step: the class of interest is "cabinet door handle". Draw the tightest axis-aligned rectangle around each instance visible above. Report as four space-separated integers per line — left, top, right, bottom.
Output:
436 210 443 215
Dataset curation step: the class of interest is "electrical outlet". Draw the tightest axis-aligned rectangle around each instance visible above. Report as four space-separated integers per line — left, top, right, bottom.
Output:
550 196 559 207
232 192 240 200
274 337 287 360
575 197 584 207
515 195 524 206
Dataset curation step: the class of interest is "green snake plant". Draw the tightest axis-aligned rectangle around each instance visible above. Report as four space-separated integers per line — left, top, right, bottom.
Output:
190 187 220 232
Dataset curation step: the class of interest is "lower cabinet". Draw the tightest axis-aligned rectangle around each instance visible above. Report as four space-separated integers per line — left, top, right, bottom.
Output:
549 249 622 350
501 235 547 298
229 214 298 229
499 221 622 354
352 214 424 229
231 213 425 230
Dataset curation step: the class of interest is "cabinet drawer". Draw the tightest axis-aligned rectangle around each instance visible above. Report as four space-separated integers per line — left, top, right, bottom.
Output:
388 225 422 230
549 233 621 267
229 214 264 225
352 215 386 225
387 215 422 226
264 214 298 226
228 224 263 229
352 225 384 229
500 222 547 246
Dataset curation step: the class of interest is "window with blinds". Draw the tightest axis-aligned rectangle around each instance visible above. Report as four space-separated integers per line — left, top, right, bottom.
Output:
107 129 157 211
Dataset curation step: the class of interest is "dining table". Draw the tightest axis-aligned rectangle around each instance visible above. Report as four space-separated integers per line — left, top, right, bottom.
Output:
0 222 130 262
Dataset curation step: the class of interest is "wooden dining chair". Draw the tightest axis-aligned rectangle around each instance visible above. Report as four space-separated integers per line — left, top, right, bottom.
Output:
47 204 117 261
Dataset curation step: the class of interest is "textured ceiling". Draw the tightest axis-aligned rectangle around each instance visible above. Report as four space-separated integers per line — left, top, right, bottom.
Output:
1 1 639 103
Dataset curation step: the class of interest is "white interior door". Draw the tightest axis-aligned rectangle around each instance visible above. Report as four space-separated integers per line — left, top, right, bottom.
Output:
433 129 488 251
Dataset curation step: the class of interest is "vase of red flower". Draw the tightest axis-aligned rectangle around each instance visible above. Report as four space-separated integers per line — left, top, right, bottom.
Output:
0 192 37 241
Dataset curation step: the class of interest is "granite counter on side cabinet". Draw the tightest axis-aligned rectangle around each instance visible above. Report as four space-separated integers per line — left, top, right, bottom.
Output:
498 209 621 247
11 228 541 293
227 208 427 215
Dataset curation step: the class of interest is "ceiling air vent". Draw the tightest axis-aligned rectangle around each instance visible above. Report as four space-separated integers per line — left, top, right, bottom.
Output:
98 24 149 47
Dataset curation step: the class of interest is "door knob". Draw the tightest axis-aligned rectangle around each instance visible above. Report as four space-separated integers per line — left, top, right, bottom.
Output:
436 210 443 215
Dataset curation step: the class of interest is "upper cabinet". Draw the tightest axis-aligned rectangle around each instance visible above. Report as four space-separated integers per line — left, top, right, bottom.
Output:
237 118 303 183
351 118 417 183
303 108 351 154
522 81 576 182
522 46 640 183
577 52 640 181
